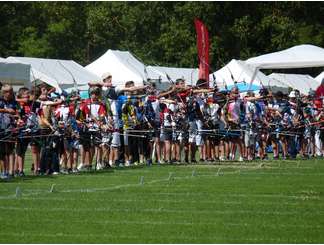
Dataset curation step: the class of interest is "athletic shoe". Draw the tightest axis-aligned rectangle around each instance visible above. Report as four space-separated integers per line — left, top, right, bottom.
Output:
146 160 152 166
72 168 79 173
238 156 244 162
18 171 26 177
77 163 85 170
96 163 103 170
60 168 69 174
52 171 60 175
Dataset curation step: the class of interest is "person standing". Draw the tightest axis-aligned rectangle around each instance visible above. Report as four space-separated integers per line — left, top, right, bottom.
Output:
0 84 18 179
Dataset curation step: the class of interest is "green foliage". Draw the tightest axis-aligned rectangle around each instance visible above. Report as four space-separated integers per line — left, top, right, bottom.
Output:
18 27 50 57
0 2 323 73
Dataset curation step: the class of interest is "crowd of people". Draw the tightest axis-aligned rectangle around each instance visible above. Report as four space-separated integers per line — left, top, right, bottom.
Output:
1 73 324 180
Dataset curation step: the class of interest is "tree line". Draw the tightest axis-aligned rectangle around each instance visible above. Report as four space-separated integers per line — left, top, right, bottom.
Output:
1 2 324 75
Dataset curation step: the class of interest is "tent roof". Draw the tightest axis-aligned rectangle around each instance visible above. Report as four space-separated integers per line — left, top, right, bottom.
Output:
268 73 320 95
246 44 324 69
209 59 270 89
6 57 99 91
147 65 199 85
86 49 160 88
315 71 324 83
0 62 30 85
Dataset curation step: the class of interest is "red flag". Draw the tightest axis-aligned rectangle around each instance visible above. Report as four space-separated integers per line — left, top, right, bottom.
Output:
194 18 209 85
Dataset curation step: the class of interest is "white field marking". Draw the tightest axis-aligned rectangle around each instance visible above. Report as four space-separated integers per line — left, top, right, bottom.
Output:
151 192 322 200
0 172 236 199
239 172 324 176
0 231 314 243
0 182 322 201
0 205 323 216
0 165 321 199
14 196 324 208
0 216 321 230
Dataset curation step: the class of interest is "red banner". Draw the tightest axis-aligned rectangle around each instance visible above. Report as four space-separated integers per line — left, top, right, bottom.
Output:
194 18 209 85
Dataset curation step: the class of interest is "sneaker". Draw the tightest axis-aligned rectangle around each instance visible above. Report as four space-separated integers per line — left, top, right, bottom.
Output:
0 173 8 180
14 170 19 177
96 163 103 170
18 171 26 177
238 156 244 162
125 161 131 167
146 159 152 166
72 168 79 173
219 156 225 161
77 163 84 170
52 171 60 175
60 168 69 174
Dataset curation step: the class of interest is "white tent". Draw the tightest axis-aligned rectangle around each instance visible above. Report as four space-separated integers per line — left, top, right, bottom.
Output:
0 61 30 86
246 44 324 69
315 71 324 83
268 73 320 95
86 49 162 88
146 65 199 85
209 59 270 89
6 57 99 93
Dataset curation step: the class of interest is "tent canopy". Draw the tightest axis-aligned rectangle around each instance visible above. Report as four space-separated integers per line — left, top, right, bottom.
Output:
146 65 199 85
315 71 324 83
6 57 99 92
86 49 159 88
85 49 199 88
268 73 320 95
246 44 324 69
209 59 270 89
0 62 30 84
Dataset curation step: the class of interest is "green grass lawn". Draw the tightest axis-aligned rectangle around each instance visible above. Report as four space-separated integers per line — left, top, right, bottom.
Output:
0 153 324 243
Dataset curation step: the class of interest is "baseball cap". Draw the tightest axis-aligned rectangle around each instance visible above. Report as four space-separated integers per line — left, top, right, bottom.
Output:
289 91 296 98
101 72 112 82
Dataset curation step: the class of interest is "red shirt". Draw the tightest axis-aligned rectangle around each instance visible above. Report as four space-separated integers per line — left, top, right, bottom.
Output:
79 99 106 119
315 84 324 108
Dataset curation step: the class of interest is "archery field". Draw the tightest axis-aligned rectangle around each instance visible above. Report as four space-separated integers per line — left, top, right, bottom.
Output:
0 154 324 243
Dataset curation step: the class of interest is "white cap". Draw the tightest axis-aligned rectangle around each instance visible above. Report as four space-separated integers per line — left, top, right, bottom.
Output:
289 91 296 98
101 72 112 82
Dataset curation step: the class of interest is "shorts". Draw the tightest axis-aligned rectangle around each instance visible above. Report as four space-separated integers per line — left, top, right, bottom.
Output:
244 130 256 147
101 132 112 146
66 138 80 151
16 138 30 157
194 120 205 146
227 123 241 140
79 130 98 149
160 127 172 142
123 129 129 146
111 131 120 147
